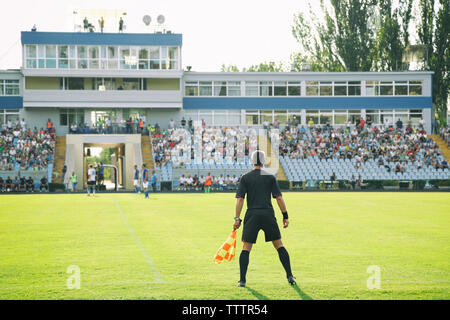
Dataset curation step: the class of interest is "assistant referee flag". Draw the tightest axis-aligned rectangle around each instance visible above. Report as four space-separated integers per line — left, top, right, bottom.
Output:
214 230 237 264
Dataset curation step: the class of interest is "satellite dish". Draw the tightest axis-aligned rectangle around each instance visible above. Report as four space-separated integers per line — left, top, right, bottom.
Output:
157 15 165 24
143 15 151 26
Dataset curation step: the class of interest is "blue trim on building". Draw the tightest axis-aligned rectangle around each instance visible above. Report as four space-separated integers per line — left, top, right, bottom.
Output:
0 97 23 109
21 31 182 46
183 96 432 110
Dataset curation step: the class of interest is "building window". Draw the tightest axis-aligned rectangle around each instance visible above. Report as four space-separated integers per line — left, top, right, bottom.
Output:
59 108 85 126
408 81 422 95
334 82 347 96
394 81 408 96
380 81 393 95
245 81 259 96
366 81 379 96
199 81 212 96
0 80 20 96
259 81 273 96
347 81 361 96
306 81 318 96
287 82 301 96
319 82 332 96
274 82 287 96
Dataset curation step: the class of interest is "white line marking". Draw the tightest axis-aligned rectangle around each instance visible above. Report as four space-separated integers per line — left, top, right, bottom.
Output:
112 196 164 283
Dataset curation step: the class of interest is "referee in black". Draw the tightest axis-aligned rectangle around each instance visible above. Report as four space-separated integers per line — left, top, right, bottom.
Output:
233 150 295 287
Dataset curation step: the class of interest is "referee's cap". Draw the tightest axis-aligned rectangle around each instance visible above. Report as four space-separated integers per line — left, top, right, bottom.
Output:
251 150 266 166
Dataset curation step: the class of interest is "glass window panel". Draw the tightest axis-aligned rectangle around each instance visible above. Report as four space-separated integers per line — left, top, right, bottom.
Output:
380 85 393 95
38 45 45 58
274 83 287 96
306 82 318 96
26 59 36 68
185 86 198 96
348 85 361 96
89 60 99 69
169 47 177 59
120 48 130 59
108 46 117 59
38 59 45 68
246 86 258 96
161 47 168 60
260 111 273 124
59 46 68 59
395 85 408 95
46 59 56 68
45 45 56 58
334 113 348 124
319 85 332 96
60 112 67 126
169 61 178 69
150 60 160 69
150 47 160 59
348 81 361 85
139 48 148 59
366 85 379 96
409 85 422 95
108 60 118 69
228 86 240 96
288 86 300 96
58 59 69 68
288 113 301 126
67 78 85 90
69 46 76 58
0 83 3 95
77 46 87 59
78 60 88 69
89 46 99 59
274 111 287 124
139 60 149 69
319 113 332 124
259 82 273 96
334 85 347 96
199 86 212 96
26 45 36 58
214 83 227 96
101 46 107 59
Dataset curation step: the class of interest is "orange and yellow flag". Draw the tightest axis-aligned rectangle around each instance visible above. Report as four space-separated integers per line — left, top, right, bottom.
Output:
214 230 237 264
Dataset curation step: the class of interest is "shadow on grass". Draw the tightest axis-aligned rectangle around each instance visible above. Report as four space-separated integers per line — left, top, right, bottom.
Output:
245 286 270 300
291 284 314 300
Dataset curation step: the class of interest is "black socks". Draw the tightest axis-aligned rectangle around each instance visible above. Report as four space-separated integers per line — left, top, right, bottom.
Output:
239 250 250 282
277 246 293 278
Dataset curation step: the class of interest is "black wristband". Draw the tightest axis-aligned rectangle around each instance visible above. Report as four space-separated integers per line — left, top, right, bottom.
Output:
282 211 288 220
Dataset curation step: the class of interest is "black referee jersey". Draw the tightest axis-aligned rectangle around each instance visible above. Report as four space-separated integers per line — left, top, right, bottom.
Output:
235 168 283 243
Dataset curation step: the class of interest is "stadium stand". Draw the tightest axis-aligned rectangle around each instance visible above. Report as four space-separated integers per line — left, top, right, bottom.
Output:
278 123 450 185
0 121 55 191
146 122 450 190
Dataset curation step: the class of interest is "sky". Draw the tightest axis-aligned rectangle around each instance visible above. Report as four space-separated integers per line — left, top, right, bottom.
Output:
0 0 324 72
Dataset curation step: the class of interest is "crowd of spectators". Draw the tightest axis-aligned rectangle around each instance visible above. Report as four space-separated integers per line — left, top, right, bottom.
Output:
177 173 240 191
69 117 148 135
151 121 262 168
0 118 55 171
0 175 49 193
278 118 448 173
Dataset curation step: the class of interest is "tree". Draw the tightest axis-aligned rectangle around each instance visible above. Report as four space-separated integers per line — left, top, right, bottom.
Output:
291 0 378 71
220 61 287 72
417 0 450 125
374 0 414 71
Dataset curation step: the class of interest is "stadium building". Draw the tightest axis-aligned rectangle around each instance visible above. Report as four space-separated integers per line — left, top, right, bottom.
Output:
1 30 444 191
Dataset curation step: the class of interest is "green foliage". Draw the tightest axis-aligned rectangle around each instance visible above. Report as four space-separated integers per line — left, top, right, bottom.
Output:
221 61 287 72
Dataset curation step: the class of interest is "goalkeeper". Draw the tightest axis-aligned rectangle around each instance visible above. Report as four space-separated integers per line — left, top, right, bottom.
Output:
233 150 295 287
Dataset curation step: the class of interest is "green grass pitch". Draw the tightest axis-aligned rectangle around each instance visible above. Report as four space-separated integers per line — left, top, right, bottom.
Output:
0 192 449 300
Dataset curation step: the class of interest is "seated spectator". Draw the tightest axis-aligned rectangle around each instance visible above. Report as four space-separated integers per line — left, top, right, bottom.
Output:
19 176 27 191
198 175 205 190
185 175 193 189
26 176 34 192
192 174 199 189
0 177 4 192
5 176 12 192
12 176 20 192
442 160 448 169
40 176 49 192
179 174 186 190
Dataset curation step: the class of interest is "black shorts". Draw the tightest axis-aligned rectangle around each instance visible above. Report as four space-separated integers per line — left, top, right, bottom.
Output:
87 181 96 186
242 209 281 244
